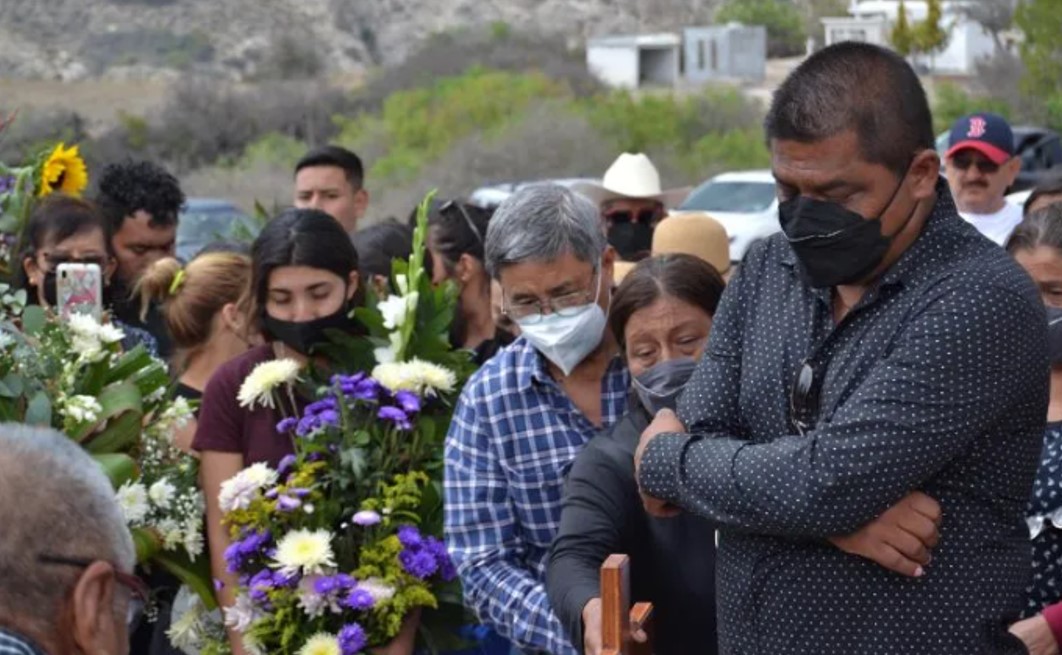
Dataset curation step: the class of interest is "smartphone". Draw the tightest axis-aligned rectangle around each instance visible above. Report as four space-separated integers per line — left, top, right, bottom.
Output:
57 262 103 322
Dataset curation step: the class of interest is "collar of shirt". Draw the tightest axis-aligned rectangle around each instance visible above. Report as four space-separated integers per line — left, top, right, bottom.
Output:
779 178 963 296
0 629 46 655
513 335 628 392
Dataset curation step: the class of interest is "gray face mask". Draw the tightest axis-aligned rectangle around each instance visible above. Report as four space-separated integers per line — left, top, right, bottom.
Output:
1048 306 1062 366
631 357 698 416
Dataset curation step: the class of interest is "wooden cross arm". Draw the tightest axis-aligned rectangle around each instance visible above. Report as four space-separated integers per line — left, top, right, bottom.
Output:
601 554 654 655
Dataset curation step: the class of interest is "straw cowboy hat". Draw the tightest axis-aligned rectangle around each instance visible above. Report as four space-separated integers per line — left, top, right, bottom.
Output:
613 211 731 282
572 153 691 209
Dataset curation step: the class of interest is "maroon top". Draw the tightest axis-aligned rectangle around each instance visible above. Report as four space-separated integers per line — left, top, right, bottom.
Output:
192 344 303 468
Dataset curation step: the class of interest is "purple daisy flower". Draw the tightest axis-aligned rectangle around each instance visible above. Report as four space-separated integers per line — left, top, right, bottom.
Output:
276 417 298 433
276 495 302 512
397 525 423 549
350 377 381 401
378 405 412 430
338 623 368 655
352 509 381 526
313 575 340 596
277 454 297 478
394 390 421 414
400 547 439 580
343 587 375 611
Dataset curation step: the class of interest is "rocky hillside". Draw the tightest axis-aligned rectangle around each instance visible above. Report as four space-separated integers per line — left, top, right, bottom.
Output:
0 0 720 81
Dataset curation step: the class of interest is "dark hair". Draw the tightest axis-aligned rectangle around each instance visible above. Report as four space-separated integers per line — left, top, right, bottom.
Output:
1006 204 1062 255
425 199 492 270
250 208 360 328
352 220 415 281
96 160 185 231
18 195 113 298
1024 176 1062 216
294 145 365 191
765 42 934 176
608 253 726 347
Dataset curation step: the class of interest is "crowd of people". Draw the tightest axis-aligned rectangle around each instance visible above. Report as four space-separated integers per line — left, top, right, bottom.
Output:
5 40 1062 655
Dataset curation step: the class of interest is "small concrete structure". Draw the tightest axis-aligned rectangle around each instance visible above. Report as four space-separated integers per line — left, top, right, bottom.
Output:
683 24 768 84
586 33 682 89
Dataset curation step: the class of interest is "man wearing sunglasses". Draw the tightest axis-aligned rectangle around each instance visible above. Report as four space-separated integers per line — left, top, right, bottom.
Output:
944 113 1023 246
0 425 143 655
635 43 1046 655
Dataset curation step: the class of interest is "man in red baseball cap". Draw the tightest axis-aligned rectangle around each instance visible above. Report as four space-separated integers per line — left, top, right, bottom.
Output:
944 112 1023 245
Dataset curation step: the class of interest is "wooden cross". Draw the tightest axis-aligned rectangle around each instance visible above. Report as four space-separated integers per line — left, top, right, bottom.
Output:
601 554 653 655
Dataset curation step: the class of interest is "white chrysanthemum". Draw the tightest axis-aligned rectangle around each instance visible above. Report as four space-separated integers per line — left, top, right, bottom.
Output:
148 478 177 510
115 481 150 524
97 322 126 344
183 518 205 560
297 633 341 655
62 394 102 424
65 312 102 339
218 463 277 512
372 358 456 395
237 359 301 409
359 576 396 603
167 602 204 653
157 518 183 551
273 528 336 576
222 593 259 632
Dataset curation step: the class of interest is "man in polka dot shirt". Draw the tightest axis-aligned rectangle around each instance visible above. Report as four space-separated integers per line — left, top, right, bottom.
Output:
636 42 1049 654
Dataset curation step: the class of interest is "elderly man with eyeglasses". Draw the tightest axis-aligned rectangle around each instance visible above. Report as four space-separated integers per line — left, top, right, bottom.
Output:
0 424 145 655
944 113 1024 246
444 184 628 655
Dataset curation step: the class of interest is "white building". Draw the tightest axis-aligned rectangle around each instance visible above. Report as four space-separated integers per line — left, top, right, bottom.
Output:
821 0 998 75
586 33 682 89
683 24 767 84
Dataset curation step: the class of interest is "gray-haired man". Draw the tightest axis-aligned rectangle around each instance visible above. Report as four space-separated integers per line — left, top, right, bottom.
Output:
0 424 144 655
444 185 629 654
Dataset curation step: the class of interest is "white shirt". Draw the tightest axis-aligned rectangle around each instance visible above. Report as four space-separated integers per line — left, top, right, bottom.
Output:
959 201 1024 246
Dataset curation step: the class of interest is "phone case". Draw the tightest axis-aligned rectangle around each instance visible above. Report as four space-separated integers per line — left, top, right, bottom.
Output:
57 263 103 322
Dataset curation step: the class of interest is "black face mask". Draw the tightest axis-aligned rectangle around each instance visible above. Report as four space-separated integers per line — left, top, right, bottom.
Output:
262 305 356 356
608 221 654 261
779 172 913 288
1048 306 1062 366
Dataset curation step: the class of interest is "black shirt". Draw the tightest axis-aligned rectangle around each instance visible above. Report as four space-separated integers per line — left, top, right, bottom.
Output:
639 181 1048 654
110 282 174 360
548 399 718 655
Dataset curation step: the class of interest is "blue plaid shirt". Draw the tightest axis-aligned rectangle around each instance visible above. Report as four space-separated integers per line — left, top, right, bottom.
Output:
0 630 44 655
444 337 629 655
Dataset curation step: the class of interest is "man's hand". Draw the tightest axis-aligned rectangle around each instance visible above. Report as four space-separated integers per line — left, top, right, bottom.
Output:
635 409 685 518
828 491 941 577
582 598 603 655
1010 614 1059 655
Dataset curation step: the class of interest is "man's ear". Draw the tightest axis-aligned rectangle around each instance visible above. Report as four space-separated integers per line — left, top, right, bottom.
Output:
354 189 370 219
70 561 121 655
909 149 942 202
1004 156 1023 187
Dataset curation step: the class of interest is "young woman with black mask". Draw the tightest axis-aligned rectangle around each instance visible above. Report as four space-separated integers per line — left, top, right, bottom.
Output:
192 208 360 655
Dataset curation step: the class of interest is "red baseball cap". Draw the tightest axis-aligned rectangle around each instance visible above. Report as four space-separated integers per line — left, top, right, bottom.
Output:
945 113 1015 165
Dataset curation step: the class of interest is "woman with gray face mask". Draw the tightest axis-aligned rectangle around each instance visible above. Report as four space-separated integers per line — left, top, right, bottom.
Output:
546 253 725 655
1006 204 1062 654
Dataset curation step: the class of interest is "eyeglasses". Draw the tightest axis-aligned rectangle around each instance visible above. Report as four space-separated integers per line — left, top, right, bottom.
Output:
43 253 108 268
38 553 149 629
949 152 1002 174
603 206 664 225
440 200 483 244
789 358 823 437
502 269 600 324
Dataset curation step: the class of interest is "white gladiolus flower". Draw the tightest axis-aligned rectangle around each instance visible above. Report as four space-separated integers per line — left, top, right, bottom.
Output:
272 528 336 576
148 478 177 510
378 293 408 331
237 359 301 409
372 358 456 395
115 482 150 525
218 463 278 512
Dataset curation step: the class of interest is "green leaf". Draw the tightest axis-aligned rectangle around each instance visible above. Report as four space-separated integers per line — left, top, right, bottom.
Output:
80 382 143 452
21 305 46 335
25 391 51 426
93 453 139 488
132 527 161 563
103 345 152 384
153 549 218 611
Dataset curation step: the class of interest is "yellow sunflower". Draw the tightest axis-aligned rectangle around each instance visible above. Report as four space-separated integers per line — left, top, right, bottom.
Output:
38 143 88 198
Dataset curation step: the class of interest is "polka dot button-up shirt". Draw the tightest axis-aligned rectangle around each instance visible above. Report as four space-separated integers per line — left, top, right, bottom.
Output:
640 181 1049 655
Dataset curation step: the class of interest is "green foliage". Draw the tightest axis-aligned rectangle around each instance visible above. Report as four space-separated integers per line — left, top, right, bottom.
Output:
237 132 308 169
891 0 915 57
335 68 568 183
912 0 950 57
715 0 805 57
1015 0 1062 101
932 82 1012 133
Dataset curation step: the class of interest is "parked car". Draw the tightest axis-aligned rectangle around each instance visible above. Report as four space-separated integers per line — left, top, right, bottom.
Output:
670 170 779 263
469 178 601 209
936 126 1062 193
177 198 259 261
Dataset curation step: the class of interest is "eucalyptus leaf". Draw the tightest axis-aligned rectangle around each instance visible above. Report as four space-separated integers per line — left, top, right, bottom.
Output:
24 391 51 426
20 305 45 335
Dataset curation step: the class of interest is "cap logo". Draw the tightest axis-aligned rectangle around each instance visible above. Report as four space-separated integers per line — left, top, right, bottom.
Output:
967 117 987 138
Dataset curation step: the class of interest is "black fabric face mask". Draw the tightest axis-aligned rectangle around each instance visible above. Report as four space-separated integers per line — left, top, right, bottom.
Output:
608 221 654 261
262 305 356 356
779 173 912 288
1048 306 1062 366
632 357 698 416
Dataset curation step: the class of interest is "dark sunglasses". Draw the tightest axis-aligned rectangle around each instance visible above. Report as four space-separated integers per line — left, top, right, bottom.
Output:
440 200 483 244
790 358 823 437
39 553 149 629
603 207 663 225
949 153 1002 174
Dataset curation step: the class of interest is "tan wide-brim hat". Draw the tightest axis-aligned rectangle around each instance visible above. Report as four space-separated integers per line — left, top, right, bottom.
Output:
613 211 731 283
571 153 691 209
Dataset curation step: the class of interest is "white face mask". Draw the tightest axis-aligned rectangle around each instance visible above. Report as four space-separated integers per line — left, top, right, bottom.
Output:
515 271 608 376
